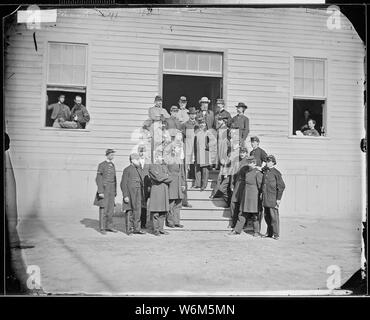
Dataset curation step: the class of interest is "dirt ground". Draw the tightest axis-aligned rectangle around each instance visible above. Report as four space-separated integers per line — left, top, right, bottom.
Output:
13 211 362 295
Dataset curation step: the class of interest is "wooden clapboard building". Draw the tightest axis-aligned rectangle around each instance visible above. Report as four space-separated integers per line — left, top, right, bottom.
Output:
4 7 365 227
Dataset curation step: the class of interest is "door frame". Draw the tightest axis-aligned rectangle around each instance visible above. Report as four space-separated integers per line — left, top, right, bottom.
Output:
158 45 228 106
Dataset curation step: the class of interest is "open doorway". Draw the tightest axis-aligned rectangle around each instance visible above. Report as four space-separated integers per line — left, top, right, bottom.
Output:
162 74 223 113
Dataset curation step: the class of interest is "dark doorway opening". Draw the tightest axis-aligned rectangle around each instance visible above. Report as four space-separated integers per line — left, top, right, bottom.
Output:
163 74 222 113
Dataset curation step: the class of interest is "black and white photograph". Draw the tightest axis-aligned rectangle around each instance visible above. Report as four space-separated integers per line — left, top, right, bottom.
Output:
2 1 367 299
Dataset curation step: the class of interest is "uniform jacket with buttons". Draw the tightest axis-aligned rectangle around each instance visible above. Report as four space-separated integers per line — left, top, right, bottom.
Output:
262 167 285 208
94 160 117 207
120 164 145 212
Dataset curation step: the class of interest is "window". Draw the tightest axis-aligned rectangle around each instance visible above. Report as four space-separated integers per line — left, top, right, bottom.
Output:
45 42 89 129
292 57 326 137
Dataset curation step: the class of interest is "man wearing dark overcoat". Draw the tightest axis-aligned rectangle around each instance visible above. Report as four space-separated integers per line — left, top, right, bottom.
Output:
229 146 249 228
166 105 182 137
94 149 119 235
214 98 231 128
230 102 249 146
194 118 210 190
148 153 173 236
70 95 90 129
121 153 146 235
138 145 151 229
262 155 286 240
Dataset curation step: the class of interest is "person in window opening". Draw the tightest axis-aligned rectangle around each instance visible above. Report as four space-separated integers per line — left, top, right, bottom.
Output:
59 95 90 129
47 94 71 128
299 109 311 133
177 96 190 124
303 119 320 137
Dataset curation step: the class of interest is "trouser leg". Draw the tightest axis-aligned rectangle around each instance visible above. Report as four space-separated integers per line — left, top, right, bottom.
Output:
250 213 260 234
234 213 247 234
152 212 160 233
173 199 182 225
230 201 240 228
104 183 115 229
141 208 147 229
220 175 231 205
182 165 189 205
201 167 209 189
195 164 201 187
99 208 105 231
269 208 280 237
166 200 176 227
133 207 141 232
158 212 166 232
264 207 272 236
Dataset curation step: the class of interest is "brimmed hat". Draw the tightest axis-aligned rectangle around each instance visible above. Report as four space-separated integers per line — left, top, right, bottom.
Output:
199 97 210 104
188 107 197 114
179 96 187 102
266 154 277 165
154 95 162 102
235 102 247 109
216 98 225 105
250 136 260 143
105 149 116 156
170 105 179 112
129 153 140 161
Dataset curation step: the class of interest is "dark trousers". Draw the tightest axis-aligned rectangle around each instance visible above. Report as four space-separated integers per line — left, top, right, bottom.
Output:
182 164 194 205
151 212 166 233
195 165 209 189
141 208 147 229
127 207 142 233
211 174 231 205
167 199 182 226
230 201 240 228
99 183 115 231
264 207 279 237
234 212 259 234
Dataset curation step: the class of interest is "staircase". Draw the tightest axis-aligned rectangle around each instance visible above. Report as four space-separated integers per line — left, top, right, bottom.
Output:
166 169 233 231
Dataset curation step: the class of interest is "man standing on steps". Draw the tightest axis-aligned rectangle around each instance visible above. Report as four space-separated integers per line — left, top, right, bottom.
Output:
214 98 231 128
229 147 249 228
177 96 190 124
210 115 232 206
181 107 198 207
93 149 119 235
230 102 249 147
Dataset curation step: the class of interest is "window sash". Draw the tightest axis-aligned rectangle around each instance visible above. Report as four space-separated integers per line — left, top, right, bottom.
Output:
47 42 87 86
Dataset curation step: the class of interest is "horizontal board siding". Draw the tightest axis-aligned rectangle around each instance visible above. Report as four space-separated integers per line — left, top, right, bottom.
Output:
4 7 364 218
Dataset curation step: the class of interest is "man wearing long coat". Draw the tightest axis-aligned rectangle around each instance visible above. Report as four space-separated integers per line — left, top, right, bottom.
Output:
262 155 286 240
230 102 249 146
121 153 146 235
148 155 173 236
194 119 210 190
93 149 118 234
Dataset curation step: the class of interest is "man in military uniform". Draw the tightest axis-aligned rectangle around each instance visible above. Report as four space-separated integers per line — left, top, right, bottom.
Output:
214 98 231 128
121 153 146 235
94 149 119 235
47 94 71 128
70 96 90 129
230 102 249 146
166 105 182 137
196 97 215 130
249 136 268 171
262 155 286 240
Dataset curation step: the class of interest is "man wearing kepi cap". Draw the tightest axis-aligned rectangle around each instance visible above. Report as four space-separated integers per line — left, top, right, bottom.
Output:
121 153 146 235
214 98 231 128
249 136 268 171
261 155 286 240
177 96 190 124
94 149 119 235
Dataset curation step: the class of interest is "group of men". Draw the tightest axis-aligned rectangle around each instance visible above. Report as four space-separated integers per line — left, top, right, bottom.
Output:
94 94 285 239
47 94 90 129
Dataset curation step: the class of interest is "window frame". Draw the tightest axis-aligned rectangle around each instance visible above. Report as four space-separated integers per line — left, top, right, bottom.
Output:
41 36 91 131
289 53 330 139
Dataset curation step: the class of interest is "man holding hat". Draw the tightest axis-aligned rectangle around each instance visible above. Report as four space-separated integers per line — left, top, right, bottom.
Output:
261 155 286 240
148 95 170 122
214 98 231 128
94 149 119 235
196 97 215 130
230 102 250 146
121 153 147 235
249 136 268 171
178 96 190 124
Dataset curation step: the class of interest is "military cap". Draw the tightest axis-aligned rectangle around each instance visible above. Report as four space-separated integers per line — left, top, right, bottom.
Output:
154 95 162 102
179 96 187 101
129 153 140 161
266 154 277 165
170 105 179 112
235 102 247 109
105 149 116 156
216 98 225 105
250 136 260 143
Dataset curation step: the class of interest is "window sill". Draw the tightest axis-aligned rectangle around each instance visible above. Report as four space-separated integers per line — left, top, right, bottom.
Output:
40 127 91 132
288 135 330 140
